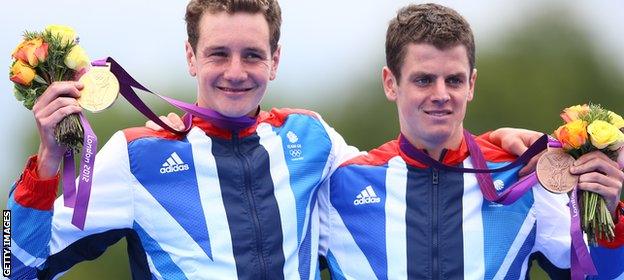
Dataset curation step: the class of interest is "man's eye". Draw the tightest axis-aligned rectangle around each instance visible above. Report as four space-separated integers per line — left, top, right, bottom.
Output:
209 52 227 58
414 77 430 86
244 53 263 61
446 77 463 86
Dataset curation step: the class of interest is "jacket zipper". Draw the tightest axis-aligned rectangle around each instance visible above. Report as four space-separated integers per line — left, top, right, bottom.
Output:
232 132 267 280
431 150 446 280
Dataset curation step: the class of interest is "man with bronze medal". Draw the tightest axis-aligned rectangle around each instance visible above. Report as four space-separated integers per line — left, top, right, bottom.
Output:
6 1 622 280
316 3 624 280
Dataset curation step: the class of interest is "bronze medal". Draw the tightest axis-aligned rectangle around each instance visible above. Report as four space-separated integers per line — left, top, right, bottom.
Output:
536 149 579 193
78 64 119 113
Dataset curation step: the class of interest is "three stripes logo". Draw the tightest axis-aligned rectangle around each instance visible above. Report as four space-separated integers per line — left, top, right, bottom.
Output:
353 185 381 205
160 152 190 174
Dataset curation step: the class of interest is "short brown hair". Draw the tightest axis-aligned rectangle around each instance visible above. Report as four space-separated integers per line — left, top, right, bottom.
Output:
185 0 282 53
386 3 475 80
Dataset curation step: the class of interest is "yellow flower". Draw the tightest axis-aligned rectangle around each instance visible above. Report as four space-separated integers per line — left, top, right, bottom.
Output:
587 120 622 149
608 131 624 151
560 104 590 123
11 38 49 67
9 60 36 86
64 45 90 71
608 111 624 129
45 24 76 46
554 119 588 150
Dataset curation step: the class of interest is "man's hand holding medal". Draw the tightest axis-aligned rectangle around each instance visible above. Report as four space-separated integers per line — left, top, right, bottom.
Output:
9 25 119 229
537 104 624 244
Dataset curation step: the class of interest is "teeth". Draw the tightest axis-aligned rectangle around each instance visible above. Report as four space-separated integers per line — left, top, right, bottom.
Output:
427 111 449 116
218 87 250 92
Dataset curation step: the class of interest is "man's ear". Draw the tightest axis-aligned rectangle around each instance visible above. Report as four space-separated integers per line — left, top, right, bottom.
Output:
185 41 197 77
269 45 281 81
382 66 399 101
467 68 477 101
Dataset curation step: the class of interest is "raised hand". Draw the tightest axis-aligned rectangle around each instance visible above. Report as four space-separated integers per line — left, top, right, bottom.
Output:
570 150 624 215
32 81 83 178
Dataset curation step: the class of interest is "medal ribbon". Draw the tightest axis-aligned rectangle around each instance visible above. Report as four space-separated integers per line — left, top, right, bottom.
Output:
399 130 596 278
62 112 98 230
399 130 546 204
549 141 598 279
93 57 256 132
62 57 257 230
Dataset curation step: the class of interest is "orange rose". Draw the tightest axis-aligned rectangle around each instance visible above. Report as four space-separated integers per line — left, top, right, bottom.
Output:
9 60 36 86
12 38 49 67
560 104 590 123
554 119 588 150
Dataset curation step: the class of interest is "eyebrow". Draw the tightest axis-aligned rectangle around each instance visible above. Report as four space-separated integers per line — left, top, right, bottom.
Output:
409 72 433 78
201 46 227 55
244 47 268 55
201 46 268 56
408 72 467 79
446 72 467 78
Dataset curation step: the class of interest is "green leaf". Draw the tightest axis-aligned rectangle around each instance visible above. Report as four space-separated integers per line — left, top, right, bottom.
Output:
13 87 25 101
34 74 47 85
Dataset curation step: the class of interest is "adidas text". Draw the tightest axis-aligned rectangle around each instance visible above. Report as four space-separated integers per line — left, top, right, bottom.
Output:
353 196 381 205
160 164 190 174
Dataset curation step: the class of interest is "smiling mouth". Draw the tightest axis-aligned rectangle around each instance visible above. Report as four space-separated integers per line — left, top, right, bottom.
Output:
216 86 255 93
424 110 452 116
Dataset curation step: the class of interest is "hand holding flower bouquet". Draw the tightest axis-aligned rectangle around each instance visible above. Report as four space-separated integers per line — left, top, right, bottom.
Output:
553 104 624 244
10 25 90 151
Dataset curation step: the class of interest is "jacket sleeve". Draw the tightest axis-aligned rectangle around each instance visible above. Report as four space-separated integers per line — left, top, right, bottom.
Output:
591 201 624 279
314 113 363 177
317 171 348 279
533 186 624 279
7 131 135 279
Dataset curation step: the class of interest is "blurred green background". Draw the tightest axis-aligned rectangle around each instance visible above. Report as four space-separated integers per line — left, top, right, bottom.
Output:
2 0 623 279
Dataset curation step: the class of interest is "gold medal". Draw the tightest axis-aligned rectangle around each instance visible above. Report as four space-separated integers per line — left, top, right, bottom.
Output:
536 149 579 193
78 64 119 113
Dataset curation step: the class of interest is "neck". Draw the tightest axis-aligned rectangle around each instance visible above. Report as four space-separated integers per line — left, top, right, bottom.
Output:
193 100 258 131
401 132 463 160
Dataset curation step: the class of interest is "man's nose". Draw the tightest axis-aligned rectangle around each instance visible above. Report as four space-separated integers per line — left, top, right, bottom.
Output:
223 57 248 82
431 79 450 103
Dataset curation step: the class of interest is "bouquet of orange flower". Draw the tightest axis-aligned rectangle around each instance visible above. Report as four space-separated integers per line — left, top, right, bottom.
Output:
554 104 624 244
10 25 90 151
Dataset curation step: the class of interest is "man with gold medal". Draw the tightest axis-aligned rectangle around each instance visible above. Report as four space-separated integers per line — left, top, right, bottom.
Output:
6 1 623 280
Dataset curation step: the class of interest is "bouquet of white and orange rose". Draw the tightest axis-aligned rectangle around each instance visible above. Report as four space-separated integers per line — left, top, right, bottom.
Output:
553 104 624 244
9 25 90 151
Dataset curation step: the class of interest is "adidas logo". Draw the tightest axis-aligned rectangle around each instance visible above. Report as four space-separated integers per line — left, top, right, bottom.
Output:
353 185 381 205
160 152 190 174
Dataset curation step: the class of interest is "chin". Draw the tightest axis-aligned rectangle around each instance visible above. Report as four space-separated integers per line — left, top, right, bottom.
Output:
219 105 257 118
219 109 247 118
422 130 453 143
